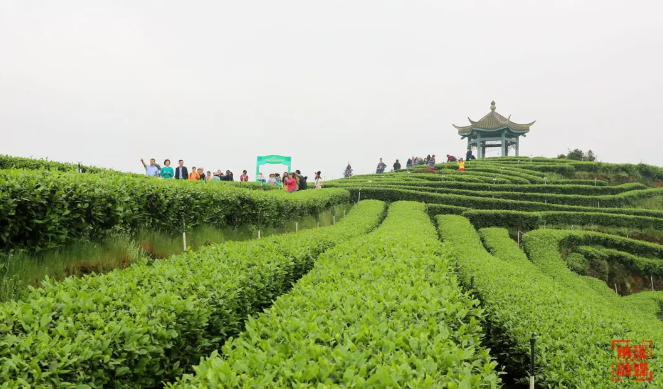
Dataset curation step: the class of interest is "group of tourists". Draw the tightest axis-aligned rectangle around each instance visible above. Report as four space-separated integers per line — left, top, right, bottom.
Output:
374 148 477 175
257 170 323 192
140 158 323 191
140 158 246 182
405 154 436 172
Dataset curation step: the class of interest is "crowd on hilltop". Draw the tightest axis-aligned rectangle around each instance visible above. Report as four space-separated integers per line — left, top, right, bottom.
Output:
141 158 242 181
256 170 324 191
140 158 323 192
367 148 477 175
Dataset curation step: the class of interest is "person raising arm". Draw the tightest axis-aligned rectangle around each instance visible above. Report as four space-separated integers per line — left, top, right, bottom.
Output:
141 158 159 177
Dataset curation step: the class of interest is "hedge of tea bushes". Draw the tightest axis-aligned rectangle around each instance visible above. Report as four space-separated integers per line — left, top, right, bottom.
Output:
536 229 663 259
216 181 281 190
623 291 663 319
0 154 110 173
552 178 609 185
479 157 663 180
436 165 547 183
436 215 663 387
170 202 500 388
389 171 515 184
339 187 663 218
436 169 532 184
574 246 663 285
522 230 663 302
0 200 386 388
0 169 350 252
332 182 663 207
460 209 663 231
478 228 530 264
326 180 645 196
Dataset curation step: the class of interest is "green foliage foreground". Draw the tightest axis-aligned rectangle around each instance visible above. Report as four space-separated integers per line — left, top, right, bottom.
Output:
437 215 663 388
0 169 349 253
170 202 500 388
0 200 385 388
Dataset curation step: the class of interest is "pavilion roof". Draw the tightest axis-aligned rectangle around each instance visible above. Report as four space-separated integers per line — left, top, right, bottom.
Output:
453 101 535 134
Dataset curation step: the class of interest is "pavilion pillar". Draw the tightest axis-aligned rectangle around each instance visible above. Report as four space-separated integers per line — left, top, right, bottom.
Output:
501 131 506 157
476 134 482 158
516 136 520 156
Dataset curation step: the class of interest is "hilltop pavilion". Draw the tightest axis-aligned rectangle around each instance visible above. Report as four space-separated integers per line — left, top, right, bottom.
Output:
453 101 535 158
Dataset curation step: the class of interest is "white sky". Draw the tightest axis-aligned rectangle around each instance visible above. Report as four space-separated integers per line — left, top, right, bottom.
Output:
1 0 662 180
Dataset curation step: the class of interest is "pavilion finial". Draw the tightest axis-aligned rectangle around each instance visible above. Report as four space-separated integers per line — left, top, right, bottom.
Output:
490 101 496 111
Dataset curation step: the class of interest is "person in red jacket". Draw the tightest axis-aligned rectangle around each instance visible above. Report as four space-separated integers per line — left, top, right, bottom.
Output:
285 173 298 193
240 170 249 182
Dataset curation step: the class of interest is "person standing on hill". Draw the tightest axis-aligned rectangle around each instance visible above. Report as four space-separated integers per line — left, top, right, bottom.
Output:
376 158 387 174
406 158 412 168
315 171 323 188
160 159 174 178
429 155 436 172
458 158 465 171
197 168 206 181
295 170 308 190
393 159 401 171
174 160 188 179
141 158 160 177
188 167 200 181
466 148 476 161
344 163 353 178
285 173 298 193
240 170 249 181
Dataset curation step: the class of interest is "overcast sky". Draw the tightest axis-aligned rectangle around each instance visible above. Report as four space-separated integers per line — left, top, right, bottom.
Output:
1 0 662 180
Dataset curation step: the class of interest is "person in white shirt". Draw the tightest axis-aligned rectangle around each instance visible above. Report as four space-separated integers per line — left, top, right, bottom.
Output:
140 158 159 177
315 171 323 189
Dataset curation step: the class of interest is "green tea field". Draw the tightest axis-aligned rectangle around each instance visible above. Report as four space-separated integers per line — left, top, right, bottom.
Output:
1 155 663 388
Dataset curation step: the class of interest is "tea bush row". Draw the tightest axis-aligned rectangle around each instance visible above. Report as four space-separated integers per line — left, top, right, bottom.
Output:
460 209 663 232
338 187 663 218
0 154 109 173
331 182 662 207
171 202 500 388
326 179 644 195
0 200 386 388
436 215 663 387
0 169 350 252
576 246 663 282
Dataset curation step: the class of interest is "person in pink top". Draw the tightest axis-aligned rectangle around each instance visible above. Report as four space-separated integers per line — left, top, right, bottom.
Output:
240 170 249 182
285 173 298 193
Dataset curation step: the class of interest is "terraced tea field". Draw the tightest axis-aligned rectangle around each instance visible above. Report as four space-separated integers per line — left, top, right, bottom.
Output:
1 155 662 387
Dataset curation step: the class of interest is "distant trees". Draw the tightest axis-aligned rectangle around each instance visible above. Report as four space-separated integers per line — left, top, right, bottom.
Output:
558 148 597 161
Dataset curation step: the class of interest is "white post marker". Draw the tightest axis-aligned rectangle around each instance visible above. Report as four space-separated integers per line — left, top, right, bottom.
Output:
295 221 298 232
258 229 261 239
182 219 187 252
333 215 336 225
517 231 525 247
